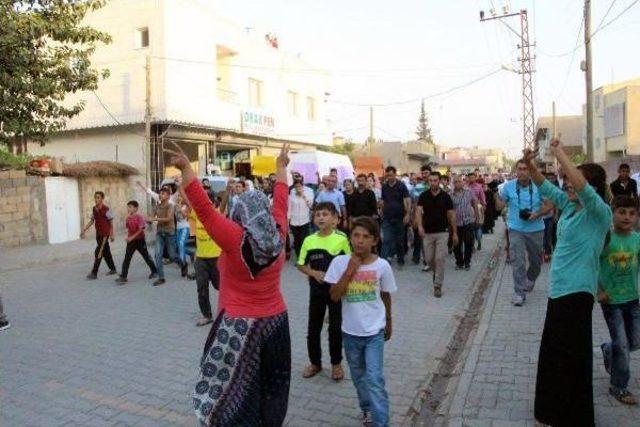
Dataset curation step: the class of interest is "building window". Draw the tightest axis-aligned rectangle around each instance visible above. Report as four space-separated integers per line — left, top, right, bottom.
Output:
249 78 263 107
136 27 149 49
307 97 316 121
287 91 298 116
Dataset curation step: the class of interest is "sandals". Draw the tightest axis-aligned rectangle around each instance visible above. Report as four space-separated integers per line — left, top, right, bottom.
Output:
196 317 213 327
609 387 638 405
302 364 322 378
331 364 345 381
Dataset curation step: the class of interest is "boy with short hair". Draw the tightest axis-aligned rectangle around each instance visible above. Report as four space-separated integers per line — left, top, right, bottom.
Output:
147 188 179 286
115 201 157 284
325 216 396 427
598 195 640 405
297 202 351 381
81 191 117 279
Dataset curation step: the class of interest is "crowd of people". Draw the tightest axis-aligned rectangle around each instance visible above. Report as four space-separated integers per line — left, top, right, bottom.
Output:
4 139 638 426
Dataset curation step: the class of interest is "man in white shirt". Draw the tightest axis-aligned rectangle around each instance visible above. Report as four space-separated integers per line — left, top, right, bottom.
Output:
288 181 313 258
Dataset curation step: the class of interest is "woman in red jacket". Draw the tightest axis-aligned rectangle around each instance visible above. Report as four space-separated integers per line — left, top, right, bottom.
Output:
167 143 291 427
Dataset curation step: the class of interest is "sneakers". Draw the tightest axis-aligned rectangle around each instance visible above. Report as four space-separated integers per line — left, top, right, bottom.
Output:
609 387 638 405
86 272 97 280
525 279 536 292
601 343 611 375
455 264 463 270
152 278 166 286
359 411 373 427
115 276 127 285
187 273 197 280
422 265 432 272
433 286 442 298
0 320 10 332
512 294 525 307
464 264 471 271
180 262 188 278
106 269 118 276
148 272 158 280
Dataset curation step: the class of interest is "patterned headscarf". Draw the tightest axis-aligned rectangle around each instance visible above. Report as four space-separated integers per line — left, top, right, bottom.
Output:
230 189 283 278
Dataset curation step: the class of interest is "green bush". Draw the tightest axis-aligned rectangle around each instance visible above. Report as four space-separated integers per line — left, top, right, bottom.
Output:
0 147 31 170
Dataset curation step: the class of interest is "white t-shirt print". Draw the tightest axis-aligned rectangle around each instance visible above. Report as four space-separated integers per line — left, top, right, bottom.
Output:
324 255 397 337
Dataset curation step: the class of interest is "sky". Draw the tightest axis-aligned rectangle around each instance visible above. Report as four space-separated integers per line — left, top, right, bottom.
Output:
215 0 640 159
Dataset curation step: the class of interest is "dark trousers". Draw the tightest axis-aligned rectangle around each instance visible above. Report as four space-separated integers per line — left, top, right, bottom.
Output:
290 223 311 259
381 220 405 264
454 224 474 267
543 217 555 255
195 257 220 318
412 226 424 263
535 292 594 427
92 236 116 275
307 284 342 367
120 238 157 278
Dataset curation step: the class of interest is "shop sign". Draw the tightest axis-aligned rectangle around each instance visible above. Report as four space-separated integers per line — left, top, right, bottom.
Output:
242 109 275 136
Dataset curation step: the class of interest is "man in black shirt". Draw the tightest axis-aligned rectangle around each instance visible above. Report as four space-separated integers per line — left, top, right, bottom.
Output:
610 163 637 198
380 166 411 266
347 174 378 227
416 171 457 298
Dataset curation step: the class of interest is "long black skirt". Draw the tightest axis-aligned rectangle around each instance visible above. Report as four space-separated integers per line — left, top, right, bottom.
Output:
534 292 594 427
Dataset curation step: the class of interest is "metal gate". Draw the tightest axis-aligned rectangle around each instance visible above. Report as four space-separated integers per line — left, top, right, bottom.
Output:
44 177 81 244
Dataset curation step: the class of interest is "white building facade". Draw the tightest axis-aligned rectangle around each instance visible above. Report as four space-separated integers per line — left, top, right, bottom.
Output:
28 0 332 187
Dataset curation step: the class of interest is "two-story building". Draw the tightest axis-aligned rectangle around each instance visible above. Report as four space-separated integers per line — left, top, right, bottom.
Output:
535 115 584 169
27 0 332 188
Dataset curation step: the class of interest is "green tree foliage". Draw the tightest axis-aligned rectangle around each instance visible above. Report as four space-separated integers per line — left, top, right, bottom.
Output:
416 99 433 143
0 0 111 149
324 140 357 161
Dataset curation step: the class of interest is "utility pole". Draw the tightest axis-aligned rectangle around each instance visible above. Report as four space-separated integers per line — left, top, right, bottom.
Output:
480 8 536 152
583 0 594 162
368 105 374 154
145 55 152 212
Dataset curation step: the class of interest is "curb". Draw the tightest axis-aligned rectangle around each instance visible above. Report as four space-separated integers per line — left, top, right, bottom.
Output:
403 233 504 426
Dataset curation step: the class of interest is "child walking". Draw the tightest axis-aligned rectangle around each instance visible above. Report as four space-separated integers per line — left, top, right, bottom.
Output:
147 188 180 286
115 201 157 284
598 195 640 405
81 191 117 279
325 216 396 427
297 202 351 380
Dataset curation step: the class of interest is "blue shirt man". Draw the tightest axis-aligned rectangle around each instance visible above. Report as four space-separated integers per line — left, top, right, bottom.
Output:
315 175 346 221
499 179 545 233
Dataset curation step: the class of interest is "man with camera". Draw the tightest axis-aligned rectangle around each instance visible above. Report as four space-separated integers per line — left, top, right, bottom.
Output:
497 159 551 306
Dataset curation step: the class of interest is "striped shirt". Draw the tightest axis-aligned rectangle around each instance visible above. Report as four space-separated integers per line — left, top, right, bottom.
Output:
451 188 477 227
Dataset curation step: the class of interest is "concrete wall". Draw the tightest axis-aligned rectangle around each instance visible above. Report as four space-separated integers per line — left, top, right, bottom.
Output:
0 171 47 247
77 176 148 236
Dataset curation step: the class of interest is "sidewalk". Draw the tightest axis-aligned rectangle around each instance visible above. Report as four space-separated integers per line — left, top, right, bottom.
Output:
440 255 640 426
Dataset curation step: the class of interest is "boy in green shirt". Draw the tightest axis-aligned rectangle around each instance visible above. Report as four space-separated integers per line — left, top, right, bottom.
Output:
297 202 351 381
598 195 640 405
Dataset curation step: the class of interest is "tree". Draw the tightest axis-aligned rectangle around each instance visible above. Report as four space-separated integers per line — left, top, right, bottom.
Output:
323 140 357 161
416 99 433 143
0 0 111 153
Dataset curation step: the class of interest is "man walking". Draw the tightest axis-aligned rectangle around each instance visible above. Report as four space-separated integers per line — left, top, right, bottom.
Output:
610 163 637 198
466 172 486 250
411 165 431 266
81 191 117 279
416 171 457 297
497 159 549 306
147 188 180 286
380 166 411 266
346 174 378 227
451 175 479 270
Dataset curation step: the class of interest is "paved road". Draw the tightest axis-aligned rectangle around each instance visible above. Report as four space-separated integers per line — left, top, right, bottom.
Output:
440 255 640 427
0 228 502 427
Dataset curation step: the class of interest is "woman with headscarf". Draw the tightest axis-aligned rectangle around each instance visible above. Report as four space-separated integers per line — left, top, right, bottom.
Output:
167 143 292 427
525 139 612 427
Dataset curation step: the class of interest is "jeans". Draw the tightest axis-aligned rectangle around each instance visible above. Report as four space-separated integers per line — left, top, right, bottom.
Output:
291 223 311 259
381 220 405 264
601 301 640 390
423 232 449 287
454 224 474 267
176 227 190 264
509 230 543 297
91 235 116 275
473 223 482 248
195 257 219 318
308 284 342 367
155 231 179 279
543 217 555 256
120 239 157 278
343 330 389 427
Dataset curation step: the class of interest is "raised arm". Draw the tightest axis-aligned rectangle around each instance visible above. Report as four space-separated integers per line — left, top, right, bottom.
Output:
271 144 291 240
548 138 587 192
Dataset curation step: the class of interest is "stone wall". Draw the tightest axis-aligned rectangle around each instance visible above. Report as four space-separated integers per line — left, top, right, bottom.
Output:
78 176 147 236
0 170 47 247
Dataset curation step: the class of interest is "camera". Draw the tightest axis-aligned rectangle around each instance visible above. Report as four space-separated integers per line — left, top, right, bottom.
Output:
519 209 532 220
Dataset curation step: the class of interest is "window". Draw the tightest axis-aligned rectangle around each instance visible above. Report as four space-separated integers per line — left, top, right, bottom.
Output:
307 96 316 121
287 91 298 116
249 78 263 107
136 27 149 49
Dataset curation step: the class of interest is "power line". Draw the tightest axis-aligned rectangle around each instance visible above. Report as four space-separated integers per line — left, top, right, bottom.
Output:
92 91 147 138
329 68 503 107
592 0 640 36
594 0 619 34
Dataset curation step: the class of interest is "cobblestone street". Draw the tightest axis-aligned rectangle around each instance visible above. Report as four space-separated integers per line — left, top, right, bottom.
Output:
440 253 640 427
0 228 501 427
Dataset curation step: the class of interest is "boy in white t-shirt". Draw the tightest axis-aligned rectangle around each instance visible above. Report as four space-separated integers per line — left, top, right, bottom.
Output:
325 217 397 427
